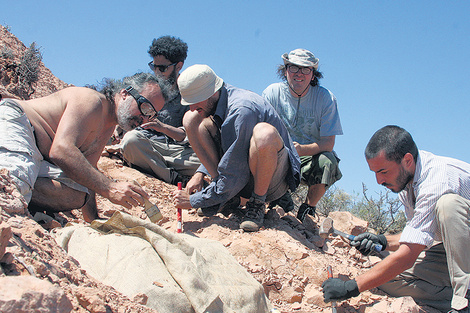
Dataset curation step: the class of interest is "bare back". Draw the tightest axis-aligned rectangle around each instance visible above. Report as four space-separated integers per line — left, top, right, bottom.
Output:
18 87 117 167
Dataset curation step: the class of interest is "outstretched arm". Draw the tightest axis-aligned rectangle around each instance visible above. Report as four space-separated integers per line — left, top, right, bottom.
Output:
323 242 425 302
356 242 424 291
48 92 148 208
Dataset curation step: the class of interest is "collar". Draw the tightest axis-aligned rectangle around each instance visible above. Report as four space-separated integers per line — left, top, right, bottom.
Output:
214 84 228 122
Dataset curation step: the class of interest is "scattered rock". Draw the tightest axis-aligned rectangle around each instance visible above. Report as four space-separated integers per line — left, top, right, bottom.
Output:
0 276 73 313
0 25 436 313
0 169 28 215
0 222 12 260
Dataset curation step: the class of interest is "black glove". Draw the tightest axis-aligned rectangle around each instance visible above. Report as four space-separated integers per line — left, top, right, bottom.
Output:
350 232 387 256
322 278 360 302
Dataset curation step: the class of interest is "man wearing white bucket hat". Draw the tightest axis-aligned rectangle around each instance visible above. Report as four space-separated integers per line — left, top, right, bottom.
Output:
263 48 343 223
173 64 301 232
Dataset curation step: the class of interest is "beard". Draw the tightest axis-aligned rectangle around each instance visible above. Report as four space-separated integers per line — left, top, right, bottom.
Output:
117 98 142 131
206 96 217 117
386 165 413 193
166 67 178 86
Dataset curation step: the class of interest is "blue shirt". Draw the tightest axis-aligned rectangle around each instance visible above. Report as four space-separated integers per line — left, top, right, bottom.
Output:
262 82 342 144
189 84 301 208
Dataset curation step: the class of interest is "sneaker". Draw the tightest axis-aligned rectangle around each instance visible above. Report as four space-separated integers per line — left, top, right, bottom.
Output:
240 198 265 232
197 196 241 217
296 203 316 222
268 191 294 212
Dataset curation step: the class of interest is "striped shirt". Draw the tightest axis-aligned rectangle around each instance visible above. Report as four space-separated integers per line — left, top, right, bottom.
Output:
399 150 470 247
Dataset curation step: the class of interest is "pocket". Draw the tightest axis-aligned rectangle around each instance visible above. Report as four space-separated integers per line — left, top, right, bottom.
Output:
0 106 40 157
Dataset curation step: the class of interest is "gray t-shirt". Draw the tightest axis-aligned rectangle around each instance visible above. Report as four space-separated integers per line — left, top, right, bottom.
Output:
262 82 343 144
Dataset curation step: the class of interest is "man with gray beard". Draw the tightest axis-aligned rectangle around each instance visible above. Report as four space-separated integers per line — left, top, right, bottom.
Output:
0 72 172 222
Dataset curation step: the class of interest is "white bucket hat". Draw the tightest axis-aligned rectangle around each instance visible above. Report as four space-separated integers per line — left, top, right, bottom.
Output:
282 48 319 70
177 64 224 105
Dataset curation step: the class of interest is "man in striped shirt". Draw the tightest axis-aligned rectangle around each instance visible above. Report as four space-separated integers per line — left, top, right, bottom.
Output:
322 125 470 313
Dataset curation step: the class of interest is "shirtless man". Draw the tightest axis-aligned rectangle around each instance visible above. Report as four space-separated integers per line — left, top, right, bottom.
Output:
0 72 173 222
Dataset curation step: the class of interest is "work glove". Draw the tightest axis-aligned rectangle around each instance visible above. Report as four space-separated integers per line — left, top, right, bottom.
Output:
351 232 387 256
322 278 360 302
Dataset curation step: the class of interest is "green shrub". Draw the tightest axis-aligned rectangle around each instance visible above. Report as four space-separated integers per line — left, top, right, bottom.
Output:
291 182 406 234
17 42 42 99
1 46 15 59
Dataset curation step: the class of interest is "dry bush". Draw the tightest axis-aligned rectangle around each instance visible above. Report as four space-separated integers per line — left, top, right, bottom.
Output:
16 42 42 99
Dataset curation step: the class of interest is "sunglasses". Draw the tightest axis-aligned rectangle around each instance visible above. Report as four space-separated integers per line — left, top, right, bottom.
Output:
148 61 177 73
125 86 158 120
287 65 313 75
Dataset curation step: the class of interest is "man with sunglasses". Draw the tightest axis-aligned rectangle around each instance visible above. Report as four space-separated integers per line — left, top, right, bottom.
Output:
0 72 172 222
120 36 200 186
262 48 343 224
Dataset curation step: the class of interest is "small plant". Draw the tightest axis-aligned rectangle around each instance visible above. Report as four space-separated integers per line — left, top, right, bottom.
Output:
351 183 406 234
316 186 353 217
16 42 42 99
291 184 353 217
1 45 15 59
291 182 406 234
1 23 12 32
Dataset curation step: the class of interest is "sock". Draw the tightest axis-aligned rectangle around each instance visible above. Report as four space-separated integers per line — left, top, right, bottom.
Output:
297 203 316 222
251 192 266 204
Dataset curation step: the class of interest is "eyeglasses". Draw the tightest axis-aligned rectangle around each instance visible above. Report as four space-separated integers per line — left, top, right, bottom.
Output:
287 65 313 75
125 86 158 120
148 61 177 73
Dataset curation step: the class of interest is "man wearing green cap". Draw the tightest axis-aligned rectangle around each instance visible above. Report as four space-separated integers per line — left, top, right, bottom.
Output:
263 48 343 223
173 64 301 232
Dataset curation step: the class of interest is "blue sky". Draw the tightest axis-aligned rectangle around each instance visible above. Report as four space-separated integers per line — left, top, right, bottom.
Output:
3 1 470 198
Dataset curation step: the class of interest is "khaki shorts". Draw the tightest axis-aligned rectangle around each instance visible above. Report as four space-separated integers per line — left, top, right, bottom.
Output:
0 99 88 203
238 146 289 202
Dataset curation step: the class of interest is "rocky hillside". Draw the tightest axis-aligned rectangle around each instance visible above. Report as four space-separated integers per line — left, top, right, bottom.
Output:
0 25 70 100
0 25 438 312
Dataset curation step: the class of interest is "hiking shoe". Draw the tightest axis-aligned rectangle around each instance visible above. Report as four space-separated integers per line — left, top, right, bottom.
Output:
268 190 294 212
297 203 316 222
218 196 241 217
197 196 241 217
197 205 219 217
240 198 265 232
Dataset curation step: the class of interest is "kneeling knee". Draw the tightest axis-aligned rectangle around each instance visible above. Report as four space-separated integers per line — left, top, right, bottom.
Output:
436 193 468 224
252 123 281 147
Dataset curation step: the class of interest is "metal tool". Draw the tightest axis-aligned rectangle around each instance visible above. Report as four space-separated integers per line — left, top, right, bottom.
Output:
177 182 182 233
319 217 383 252
326 265 337 313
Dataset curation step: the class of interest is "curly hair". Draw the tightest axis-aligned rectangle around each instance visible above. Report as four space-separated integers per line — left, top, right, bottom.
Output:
98 72 177 106
148 36 188 63
276 64 323 87
365 125 419 164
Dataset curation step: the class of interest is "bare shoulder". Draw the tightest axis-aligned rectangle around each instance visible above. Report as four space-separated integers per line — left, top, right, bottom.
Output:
58 86 108 109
